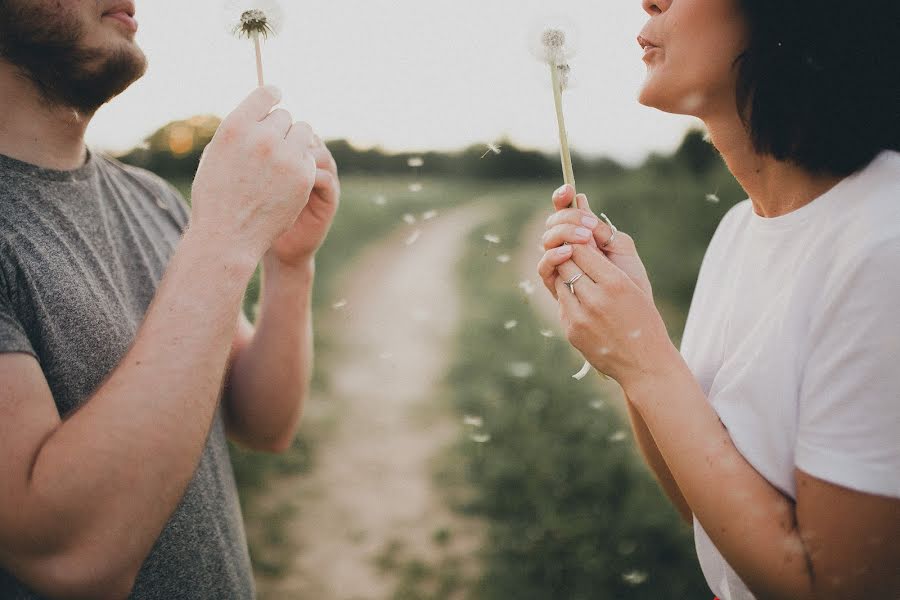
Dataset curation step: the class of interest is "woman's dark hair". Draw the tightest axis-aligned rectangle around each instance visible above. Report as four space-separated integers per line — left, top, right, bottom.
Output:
735 1 899 176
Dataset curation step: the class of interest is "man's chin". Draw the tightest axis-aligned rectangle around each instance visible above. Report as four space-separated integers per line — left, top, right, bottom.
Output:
63 46 148 114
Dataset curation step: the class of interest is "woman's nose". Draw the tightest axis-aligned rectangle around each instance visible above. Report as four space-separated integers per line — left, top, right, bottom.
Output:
642 0 672 16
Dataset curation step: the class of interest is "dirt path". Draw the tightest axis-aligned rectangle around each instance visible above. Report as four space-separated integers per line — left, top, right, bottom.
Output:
260 204 492 599
515 210 628 417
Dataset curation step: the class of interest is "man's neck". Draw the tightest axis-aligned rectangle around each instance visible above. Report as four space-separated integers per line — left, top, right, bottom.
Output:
705 112 843 219
0 61 93 171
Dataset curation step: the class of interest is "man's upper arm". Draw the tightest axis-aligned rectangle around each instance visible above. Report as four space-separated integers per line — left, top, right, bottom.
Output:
0 353 61 560
795 469 900 599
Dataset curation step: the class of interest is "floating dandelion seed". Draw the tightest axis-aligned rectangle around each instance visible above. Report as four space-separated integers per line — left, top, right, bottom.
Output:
481 143 502 159
609 430 628 443
705 193 721 204
504 320 519 330
590 399 605 410
470 433 491 443
600 347 611 355
518 280 536 295
463 415 484 428
402 213 417 225
629 329 643 339
379 351 394 360
407 157 425 168
484 234 501 244
405 230 422 246
373 194 388 206
331 299 348 310
508 362 535 378
572 361 592 381
540 329 556 338
622 570 648 586
408 183 423 193
497 254 511 264
422 210 438 220
226 0 284 87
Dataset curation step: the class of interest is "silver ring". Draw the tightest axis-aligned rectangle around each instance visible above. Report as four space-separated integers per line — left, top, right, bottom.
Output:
599 213 618 248
564 272 583 294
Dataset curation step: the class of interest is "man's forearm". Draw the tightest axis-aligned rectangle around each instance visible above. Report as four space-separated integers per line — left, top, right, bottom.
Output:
224 254 314 451
23 228 257 584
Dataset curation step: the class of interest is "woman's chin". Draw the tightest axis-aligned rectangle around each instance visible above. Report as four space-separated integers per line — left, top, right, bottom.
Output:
639 80 704 117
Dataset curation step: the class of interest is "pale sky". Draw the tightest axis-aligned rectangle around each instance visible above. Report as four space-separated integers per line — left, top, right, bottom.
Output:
87 0 701 165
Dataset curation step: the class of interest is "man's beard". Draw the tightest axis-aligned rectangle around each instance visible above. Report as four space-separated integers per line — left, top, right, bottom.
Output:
0 1 147 114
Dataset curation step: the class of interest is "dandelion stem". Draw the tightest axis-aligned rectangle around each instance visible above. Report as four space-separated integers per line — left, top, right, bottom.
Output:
253 32 265 87
550 62 576 203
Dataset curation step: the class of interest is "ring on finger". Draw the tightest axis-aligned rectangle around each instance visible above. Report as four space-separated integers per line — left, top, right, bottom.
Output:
599 213 618 249
563 272 583 294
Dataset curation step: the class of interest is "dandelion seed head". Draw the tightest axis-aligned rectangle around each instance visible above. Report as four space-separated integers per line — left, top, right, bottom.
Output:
504 320 518 330
529 19 578 65
470 433 491 443
226 0 284 39
622 570 648 586
497 254 511 264
507 361 535 378
557 63 572 91
463 415 484 428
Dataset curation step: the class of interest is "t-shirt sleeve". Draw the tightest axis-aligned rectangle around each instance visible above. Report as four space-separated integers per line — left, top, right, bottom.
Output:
0 270 36 358
795 236 900 498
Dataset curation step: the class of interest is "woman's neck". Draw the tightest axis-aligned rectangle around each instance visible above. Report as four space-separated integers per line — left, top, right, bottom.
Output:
704 113 843 218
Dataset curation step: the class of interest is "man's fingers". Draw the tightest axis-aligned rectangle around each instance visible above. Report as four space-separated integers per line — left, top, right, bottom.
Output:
537 245 574 299
285 120 315 150
232 85 283 123
574 193 592 212
261 108 293 138
312 169 340 205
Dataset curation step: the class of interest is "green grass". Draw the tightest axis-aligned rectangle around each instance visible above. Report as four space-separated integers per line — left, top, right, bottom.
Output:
438 167 742 598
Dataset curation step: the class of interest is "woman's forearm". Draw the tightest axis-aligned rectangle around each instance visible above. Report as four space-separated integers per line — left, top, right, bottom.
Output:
625 347 816 600
624 393 692 523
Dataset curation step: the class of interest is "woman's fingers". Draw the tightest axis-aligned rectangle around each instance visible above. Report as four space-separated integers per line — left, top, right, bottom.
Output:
551 184 577 210
537 245 574 299
542 223 596 250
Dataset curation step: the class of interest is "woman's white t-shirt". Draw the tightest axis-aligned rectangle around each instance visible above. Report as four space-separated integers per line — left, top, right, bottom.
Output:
679 151 900 599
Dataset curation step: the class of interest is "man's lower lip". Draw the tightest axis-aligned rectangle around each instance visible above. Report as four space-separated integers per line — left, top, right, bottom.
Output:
103 12 138 32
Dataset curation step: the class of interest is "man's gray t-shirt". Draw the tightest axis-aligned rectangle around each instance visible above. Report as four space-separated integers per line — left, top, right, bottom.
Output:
0 151 254 599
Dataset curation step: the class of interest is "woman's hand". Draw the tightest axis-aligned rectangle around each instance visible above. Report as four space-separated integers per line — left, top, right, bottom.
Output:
267 134 340 268
536 184 676 387
538 184 652 299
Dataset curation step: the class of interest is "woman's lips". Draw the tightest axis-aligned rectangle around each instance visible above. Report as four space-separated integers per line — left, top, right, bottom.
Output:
637 36 661 62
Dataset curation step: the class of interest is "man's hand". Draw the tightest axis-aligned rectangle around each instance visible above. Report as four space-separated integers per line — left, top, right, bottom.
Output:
267 135 340 267
190 86 318 264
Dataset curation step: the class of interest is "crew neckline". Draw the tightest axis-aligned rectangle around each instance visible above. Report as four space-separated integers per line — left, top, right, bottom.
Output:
747 151 890 233
0 148 97 182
